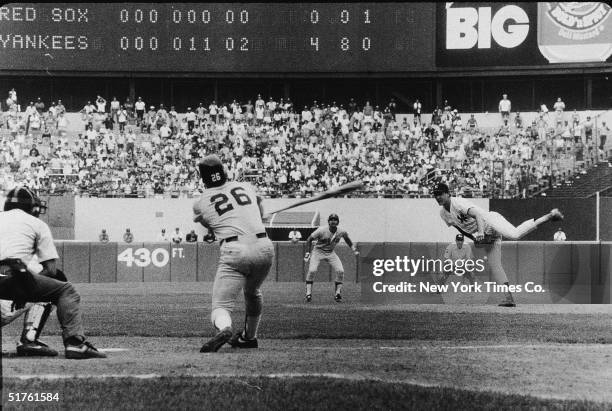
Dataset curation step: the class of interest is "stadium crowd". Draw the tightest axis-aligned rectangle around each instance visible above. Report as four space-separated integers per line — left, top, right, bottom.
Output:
1 88 609 199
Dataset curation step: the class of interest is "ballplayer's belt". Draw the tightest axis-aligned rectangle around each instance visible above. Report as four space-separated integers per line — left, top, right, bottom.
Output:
220 232 267 245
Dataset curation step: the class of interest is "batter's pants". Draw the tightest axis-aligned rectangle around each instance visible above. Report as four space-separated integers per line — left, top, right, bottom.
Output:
212 236 274 317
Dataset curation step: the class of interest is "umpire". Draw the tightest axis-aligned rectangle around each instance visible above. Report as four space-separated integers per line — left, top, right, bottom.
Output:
0 187 106 359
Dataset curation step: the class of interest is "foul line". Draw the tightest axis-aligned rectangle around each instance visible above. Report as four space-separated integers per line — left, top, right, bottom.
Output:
4 372 591 403
292 343 612 351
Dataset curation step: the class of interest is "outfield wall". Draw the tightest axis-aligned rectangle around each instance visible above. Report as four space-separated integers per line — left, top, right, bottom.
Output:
74 198 489 243
54 241 612 303
1 196 605 242
601 197 612 242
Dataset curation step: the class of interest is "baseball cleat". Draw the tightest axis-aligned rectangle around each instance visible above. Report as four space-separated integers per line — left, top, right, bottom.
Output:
550 208 564 222
228 332 258 349
17 340 58 357
498 297 516 307
305 294 312 303
334 294 343 303
65 340 107 359
200 327 233 353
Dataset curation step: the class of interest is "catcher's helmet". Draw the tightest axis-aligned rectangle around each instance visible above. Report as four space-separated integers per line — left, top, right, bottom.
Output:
198 154 227 187
328 213 339 223
3 186 47 217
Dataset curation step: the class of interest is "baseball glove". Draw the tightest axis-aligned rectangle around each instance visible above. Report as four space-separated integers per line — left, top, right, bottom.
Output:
473 235 496 246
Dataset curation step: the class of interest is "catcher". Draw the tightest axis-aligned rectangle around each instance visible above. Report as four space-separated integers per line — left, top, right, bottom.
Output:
0 187 106 359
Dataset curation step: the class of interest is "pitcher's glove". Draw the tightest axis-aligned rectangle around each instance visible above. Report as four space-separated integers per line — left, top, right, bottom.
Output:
473 235 496 246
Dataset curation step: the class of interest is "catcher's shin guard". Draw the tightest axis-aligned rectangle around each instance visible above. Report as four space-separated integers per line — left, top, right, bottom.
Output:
21 302 54 342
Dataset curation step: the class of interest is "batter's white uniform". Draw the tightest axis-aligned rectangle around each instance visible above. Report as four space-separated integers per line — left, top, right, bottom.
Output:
306 227 348 282
193 181 274 315
439 197 537 284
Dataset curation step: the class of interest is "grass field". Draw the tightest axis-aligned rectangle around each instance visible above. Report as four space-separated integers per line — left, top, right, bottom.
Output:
2 282 612 410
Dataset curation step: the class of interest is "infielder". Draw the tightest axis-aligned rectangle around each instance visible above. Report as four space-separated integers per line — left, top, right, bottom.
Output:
0 187 106 359
438 234 477 286
304 214 359 303
193 155 274 352
433 183 563 307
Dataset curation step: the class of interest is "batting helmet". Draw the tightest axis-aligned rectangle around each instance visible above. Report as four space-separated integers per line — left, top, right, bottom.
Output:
432 183 450 197
198 155 227 188
328 213 339 223
3 186 47 217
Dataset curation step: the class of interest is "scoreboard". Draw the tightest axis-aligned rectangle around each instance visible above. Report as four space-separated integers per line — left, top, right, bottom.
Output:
0 3 435 73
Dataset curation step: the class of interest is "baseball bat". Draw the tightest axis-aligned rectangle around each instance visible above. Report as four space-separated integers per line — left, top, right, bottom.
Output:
263 180 364 219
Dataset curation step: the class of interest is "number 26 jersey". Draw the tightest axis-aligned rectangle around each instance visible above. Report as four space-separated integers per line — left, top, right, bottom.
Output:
192 181 265 239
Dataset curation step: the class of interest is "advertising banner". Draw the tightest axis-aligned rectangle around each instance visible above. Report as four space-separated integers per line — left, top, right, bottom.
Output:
437 2 612 67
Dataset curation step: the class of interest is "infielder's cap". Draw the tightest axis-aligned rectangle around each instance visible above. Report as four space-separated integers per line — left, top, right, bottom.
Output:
433 183 450 196
328 213 339 222
456 234 464 241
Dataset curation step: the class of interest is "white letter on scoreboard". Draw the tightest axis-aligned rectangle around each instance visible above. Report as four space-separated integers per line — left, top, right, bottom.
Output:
446 7 478 49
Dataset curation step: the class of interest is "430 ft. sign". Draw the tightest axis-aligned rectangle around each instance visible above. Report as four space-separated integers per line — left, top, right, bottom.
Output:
118 247 184 267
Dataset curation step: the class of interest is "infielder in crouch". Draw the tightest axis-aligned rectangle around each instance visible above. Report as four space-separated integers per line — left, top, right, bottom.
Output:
438 234 477 286
193 155 274 352
0 187 106 359
304 214 359 303
433 183 563 307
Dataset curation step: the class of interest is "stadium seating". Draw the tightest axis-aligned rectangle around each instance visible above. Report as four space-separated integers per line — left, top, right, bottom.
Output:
2 93 611 199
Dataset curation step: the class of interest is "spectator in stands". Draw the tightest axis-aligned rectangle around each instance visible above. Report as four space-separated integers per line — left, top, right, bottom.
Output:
553 98 565 127
117 105 128 132
185 107 196 132
124 97 134 119
29 143 39 157
288 227 303 243
553 227 566 241
599 121 609 154
499 94 511 121
209 100 218 124
134 97 145 127
584 116 594 144
572 109 580 127
95 95 107 113
35 97 45 114
123 228 133 243
203 229 216 243
110 97 120 124
186 229 198 242
56 100 66 115
171 227 183 244
6 87 17 110
514 112 523 130
157 228 169 242
539 102 549 120
99 229 109 243
467 114 478 134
